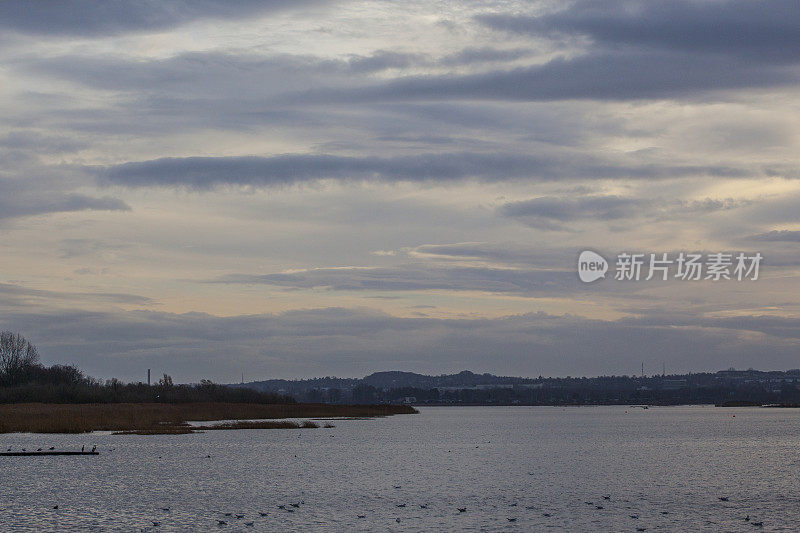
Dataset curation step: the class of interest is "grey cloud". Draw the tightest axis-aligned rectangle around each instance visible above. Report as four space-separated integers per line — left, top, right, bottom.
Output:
276 0 800 105
0 0 327 37
98 153 747 189
0 177 130 221
21 52 343 94
502 195 645 228
0 282 153 307
500 195 747 229
293 49 798 103
213 264 577 296
748 230 800 243
0 131 87 154
410 243 576 269
478 0 800 63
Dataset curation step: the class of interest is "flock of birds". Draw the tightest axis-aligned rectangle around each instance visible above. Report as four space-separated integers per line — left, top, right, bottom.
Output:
41 492 766 530
566 494 766 530
5 443 767 530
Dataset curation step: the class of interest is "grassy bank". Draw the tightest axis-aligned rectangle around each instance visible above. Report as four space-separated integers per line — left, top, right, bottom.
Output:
0 402 417 434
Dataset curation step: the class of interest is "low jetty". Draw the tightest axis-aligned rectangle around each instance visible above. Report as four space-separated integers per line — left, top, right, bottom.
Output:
1 451 98 456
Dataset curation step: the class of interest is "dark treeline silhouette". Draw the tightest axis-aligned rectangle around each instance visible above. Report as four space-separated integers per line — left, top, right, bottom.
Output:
0 331 292 405
242 369 800 406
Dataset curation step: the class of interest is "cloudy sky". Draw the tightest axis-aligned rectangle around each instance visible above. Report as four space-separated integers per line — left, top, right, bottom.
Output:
1 0 799 382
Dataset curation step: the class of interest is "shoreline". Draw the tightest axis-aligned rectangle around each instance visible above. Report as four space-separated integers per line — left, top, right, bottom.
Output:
0 402 417 434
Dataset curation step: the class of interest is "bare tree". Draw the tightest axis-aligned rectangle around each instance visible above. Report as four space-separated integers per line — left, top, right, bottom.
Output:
0 331 40 382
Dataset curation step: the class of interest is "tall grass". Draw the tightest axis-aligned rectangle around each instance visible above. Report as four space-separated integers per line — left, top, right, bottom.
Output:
0 402 417 434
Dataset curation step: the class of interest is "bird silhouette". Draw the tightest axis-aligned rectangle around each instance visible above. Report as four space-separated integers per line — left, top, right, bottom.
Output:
258 512 268 517
396 504 406 508
357 515 366 519
37 448 42 452
596 505 604 510
542 513 551 517
752 521 763 527
719 497 729 502
245 522 254 527
52 505 58 510
49 447 55 450
161 508 170 512
602 495 610 500
217 520 227 525
745 515 750 521
630 514 639 519
508 518 517 522
457 508 467 513
152 521 160 527
277 505 285 510
420 504 428 509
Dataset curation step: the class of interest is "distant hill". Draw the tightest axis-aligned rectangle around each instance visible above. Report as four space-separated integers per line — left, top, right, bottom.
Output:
236 368 800 406
361 370 536 389
239 369 536 395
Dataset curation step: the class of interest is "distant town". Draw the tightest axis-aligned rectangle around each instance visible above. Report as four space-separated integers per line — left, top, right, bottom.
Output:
236 368 800 407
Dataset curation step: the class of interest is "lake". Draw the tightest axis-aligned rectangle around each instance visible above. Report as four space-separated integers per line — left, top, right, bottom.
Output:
2 406 798 531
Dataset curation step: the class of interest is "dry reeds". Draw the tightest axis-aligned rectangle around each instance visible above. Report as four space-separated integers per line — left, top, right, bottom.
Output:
0 402 416 434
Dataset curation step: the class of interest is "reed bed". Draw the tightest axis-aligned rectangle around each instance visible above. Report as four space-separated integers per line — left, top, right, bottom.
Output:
0 402 416 434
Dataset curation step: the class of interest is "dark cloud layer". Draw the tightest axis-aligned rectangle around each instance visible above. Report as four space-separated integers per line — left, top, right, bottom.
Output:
282 0 800 104
0 282 153 307
0 178 130 221
0 0 325 37
98 153 747 189
2 307 798 381
500 195 746 229
478 0 800 62
298 49 799 103
748 230 800 243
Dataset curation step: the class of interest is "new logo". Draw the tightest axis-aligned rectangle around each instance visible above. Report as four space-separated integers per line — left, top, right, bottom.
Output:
578 250 608 283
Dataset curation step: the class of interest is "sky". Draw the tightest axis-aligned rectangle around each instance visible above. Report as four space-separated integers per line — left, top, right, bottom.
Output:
1 0 799 382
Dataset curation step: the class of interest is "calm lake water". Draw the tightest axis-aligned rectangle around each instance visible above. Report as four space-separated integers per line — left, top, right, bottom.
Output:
2 406 799 532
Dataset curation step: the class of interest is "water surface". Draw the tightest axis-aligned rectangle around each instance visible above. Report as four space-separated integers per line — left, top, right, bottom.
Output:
2 406 798 531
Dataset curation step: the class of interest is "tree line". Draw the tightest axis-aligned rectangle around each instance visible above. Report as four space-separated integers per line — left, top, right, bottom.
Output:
0 331 292 404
